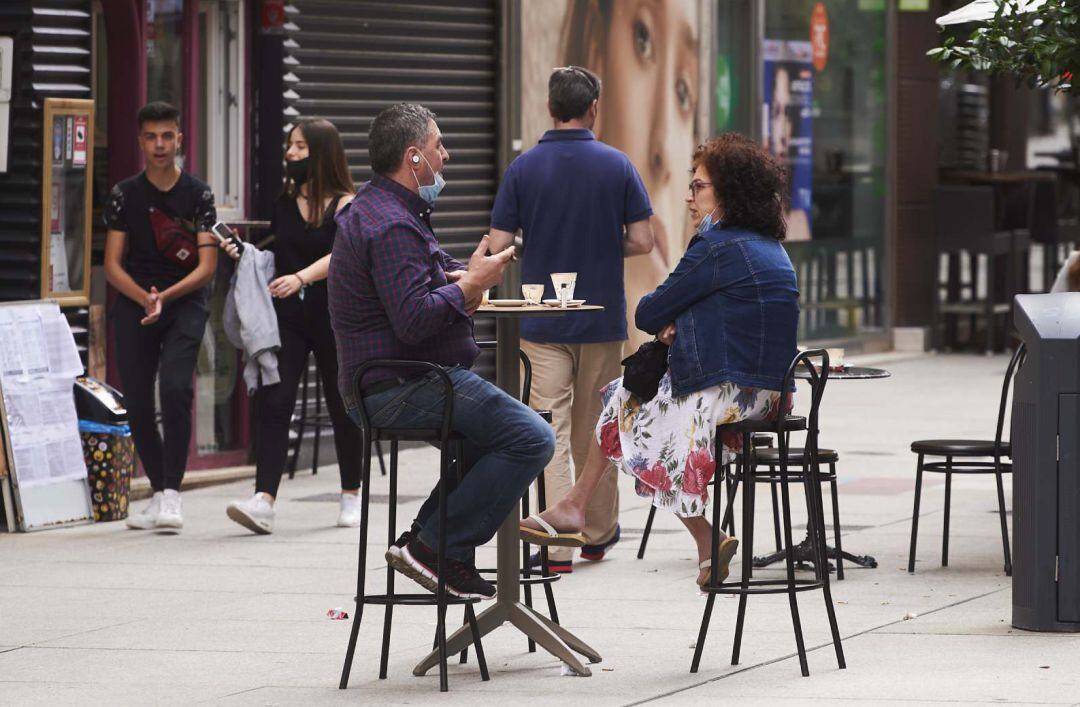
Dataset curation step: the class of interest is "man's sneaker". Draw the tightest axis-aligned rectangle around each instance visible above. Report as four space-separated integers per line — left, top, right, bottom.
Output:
580 524 621 562
126 492 164 530
384 528 416 564
155 490 183 530
390 538 496 600
226 494 275 534
337 493 362 528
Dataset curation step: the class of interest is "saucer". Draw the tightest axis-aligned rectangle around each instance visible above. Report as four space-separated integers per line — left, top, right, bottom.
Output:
543 299 586 307
488 299 528 307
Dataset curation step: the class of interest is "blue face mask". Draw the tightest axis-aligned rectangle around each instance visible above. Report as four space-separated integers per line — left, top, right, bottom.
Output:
697 208 719 234
413 151 446 206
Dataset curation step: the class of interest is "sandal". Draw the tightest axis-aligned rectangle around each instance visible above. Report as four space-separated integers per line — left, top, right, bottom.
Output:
518 514 587 547
697 537 740 587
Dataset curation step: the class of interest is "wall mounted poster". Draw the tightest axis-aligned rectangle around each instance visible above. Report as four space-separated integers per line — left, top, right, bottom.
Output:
763 39 814 241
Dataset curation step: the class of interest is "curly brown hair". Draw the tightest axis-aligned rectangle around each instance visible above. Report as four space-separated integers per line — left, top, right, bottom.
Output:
691 133 790 240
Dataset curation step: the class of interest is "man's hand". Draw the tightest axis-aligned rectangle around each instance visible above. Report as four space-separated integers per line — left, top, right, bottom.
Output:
445 269 466 283
141 287 163 326
658 322 676 346
457 235 515 300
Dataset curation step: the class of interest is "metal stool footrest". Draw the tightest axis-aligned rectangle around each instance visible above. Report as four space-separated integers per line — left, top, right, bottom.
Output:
700 578 827 596
360 593 482 607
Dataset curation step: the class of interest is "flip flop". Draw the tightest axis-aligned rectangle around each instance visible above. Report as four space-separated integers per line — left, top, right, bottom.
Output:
518 514 587 547
698 537 740 587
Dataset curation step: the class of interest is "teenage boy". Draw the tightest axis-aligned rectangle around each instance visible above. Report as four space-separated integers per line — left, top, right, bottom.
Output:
104 101 218 531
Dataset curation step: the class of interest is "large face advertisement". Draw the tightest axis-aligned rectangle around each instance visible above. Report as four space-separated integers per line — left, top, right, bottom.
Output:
520 0 702 349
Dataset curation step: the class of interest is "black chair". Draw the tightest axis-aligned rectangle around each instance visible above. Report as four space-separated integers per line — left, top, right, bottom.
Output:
907 344 1025 576
743 444 846 579
636 433 772 560
931 185 1031 354
288 356 387 480
339 360 488 693
692 350 844 677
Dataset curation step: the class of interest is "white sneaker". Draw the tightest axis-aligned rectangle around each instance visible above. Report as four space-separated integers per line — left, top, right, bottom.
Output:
337 493 362 528
226 493 275 535
126 492 164 529
156 489 184 529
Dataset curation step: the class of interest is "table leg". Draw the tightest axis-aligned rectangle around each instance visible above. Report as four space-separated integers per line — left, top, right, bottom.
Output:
412 315 601 677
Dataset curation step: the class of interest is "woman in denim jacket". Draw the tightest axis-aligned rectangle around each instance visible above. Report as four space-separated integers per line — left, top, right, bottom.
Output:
521 134 799 587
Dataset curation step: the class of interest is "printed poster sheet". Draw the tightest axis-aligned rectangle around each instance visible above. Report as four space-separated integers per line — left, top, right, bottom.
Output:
763 39 814 241
0 303 86 488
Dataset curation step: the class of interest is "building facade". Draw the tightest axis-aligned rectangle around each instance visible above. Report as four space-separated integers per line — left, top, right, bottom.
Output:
0 0 997 477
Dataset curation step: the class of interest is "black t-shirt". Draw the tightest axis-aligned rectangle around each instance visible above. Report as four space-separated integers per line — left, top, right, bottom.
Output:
268 194 343 318
103 171 217 294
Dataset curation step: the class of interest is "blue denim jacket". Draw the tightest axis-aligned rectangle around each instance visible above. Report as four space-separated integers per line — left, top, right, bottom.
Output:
635 225 799 397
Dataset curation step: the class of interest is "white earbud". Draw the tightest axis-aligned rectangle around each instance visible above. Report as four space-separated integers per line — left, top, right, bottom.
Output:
411 154 421 164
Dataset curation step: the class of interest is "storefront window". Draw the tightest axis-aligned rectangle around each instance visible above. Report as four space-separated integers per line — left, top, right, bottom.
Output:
146 0 185 114
767 1 887 341
719 1 889 342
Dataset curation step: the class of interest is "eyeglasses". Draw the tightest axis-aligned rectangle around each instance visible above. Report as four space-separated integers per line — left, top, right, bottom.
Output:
688 180 714 195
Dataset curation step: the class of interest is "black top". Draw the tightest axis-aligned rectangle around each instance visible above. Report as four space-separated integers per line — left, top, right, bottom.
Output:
269 194 343 318
103 171 217 296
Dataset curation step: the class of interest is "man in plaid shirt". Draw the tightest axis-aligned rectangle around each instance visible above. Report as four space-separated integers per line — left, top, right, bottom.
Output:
328 103 555 600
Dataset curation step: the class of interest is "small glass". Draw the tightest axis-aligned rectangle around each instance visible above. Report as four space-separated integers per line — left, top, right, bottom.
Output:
522 284 544 305
826 347 845 372
550 272 577 308
481 289 490 306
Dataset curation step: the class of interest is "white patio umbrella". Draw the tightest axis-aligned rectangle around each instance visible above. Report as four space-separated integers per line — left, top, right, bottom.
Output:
936 0 1047 26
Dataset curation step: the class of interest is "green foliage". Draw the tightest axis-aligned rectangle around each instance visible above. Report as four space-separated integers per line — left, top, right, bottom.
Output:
929 0 1078 92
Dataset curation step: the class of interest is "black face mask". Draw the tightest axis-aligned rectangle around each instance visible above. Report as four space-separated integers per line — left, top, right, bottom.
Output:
286 156 311 187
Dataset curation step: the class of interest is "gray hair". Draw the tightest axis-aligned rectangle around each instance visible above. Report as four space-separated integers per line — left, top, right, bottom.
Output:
368 103 436 175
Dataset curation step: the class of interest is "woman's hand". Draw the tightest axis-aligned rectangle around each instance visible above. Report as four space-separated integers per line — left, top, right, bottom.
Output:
269 273 304 298
658 322 677 346
219 239 242 260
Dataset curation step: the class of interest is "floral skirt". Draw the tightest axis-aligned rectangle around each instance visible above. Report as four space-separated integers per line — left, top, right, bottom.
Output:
596 372 783 518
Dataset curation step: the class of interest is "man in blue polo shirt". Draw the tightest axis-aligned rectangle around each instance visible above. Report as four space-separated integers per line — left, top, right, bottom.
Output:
489 66 654 572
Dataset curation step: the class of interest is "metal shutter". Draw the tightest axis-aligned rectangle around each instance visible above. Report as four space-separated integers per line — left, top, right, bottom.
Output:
282 0 499 461
0 1 92 362
283 0 498 260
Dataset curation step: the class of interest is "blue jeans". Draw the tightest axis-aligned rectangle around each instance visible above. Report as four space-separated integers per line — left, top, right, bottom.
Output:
348 367 555 562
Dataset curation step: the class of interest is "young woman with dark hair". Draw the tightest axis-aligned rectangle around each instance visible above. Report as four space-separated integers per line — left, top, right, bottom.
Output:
223 118 363 534
520 133 801 588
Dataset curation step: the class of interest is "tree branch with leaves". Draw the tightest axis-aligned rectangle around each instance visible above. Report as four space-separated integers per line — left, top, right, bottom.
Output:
930 0 1078 93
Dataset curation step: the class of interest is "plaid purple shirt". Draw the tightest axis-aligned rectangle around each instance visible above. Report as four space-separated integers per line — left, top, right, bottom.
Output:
328 174 476 403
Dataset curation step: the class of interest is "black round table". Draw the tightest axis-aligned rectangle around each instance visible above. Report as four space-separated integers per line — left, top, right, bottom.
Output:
752 365 891 574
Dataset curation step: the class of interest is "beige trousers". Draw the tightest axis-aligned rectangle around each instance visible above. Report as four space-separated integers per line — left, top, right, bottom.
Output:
521 339 624 562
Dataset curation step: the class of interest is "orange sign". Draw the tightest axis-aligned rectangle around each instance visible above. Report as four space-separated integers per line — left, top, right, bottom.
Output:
811 3 829 72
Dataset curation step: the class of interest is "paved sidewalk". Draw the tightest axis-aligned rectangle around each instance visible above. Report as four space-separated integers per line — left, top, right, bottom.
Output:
2 353 1079 706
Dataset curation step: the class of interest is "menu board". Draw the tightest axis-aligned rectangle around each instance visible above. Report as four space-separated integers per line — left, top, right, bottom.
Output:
0 302 86 489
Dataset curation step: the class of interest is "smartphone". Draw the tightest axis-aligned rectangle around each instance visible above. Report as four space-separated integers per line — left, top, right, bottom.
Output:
210 221 234 243
210 221 244 254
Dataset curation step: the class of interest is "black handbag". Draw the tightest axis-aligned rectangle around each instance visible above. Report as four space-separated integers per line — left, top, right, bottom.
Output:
620 340 669 403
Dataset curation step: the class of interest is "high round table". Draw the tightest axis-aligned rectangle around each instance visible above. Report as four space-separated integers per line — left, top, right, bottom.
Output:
412 303 604 678
752 365 891 573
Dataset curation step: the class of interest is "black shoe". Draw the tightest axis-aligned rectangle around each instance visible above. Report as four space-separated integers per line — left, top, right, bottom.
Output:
527 551 573 574
580 524 621 562
392 538 496 600
384 528 416 564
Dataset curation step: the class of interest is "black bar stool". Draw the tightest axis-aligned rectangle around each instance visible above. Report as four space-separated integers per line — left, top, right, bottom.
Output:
736 443 845 578
289 356 388 480
692 350 845 677
908 344 1025 576
339 360 488 693
636 433 772 560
